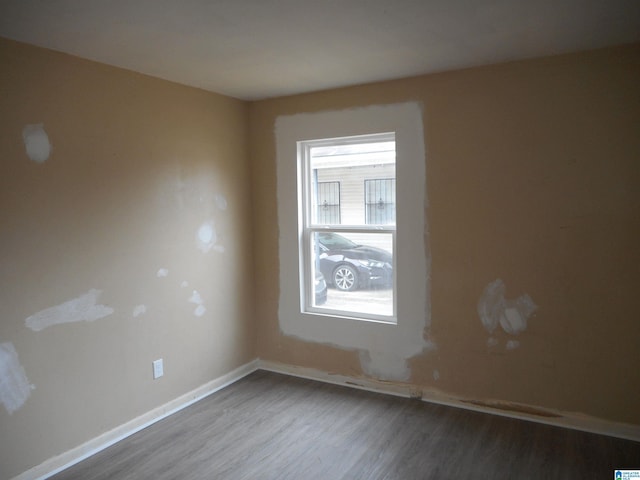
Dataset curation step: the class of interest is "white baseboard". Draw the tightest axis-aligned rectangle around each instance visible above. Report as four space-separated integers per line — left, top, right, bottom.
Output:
15 359 259 480
259 359 640 443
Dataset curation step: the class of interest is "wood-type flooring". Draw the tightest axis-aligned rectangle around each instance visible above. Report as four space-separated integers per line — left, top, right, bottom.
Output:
51 370 640 480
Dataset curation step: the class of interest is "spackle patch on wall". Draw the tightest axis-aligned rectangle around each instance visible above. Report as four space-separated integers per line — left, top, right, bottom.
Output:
478 279 537 335
156 268 169 278
0 342 34 414
506 340 520 350
25 289 115 331
359 351 411 381
196 220 222 253
188 290 206 317
22 124 51 163
215 194 228 211
132 305 147 318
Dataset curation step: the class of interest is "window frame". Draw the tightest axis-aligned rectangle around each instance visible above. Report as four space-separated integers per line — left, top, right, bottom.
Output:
299 132 397 322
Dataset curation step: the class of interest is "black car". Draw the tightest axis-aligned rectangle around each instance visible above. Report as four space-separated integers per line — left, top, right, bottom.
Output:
315 232 392 291
314 270 328 305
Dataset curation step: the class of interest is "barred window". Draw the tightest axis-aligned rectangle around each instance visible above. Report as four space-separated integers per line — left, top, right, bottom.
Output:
315 181 341 224
365 178 395 225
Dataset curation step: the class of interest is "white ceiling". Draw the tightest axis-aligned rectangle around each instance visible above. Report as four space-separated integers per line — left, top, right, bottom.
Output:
1 0 639 100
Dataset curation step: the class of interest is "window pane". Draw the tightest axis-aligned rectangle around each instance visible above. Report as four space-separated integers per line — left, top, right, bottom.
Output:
310 140 395 226
311 231 394 317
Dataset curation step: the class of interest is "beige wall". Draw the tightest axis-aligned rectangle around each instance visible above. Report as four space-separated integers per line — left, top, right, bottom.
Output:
0 38 254 478
250 45 640 425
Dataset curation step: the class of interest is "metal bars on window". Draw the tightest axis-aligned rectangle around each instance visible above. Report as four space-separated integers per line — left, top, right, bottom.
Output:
365 178 396 225
316 181 341 224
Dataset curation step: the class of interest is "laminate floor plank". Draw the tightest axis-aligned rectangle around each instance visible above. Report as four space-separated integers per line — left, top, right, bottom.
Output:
50 371 640 480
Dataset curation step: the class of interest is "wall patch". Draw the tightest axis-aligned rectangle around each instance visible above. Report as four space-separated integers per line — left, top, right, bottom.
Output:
506 340 521 350
132 305 147 318
156 268 169 278
359 351 410 381
188 290 206 317
22 124 51 163
25 289 115 331
196 221 218 253
478 279 537 335
215 194 228 211
0 342 34 414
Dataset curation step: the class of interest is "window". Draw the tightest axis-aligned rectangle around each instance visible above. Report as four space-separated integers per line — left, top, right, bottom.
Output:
301 134 395 321
275 103 430 381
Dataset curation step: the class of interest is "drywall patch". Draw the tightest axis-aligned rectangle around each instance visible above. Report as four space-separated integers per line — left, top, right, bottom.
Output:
188 290 206 317
359 351 410 381
478 279 537 335
196 220 221 253
215 194 228 211
132 305 147 318
156 268 169 278
0 342 34 414
25 289 114 331
189 290 203 305
433 369 440 381
506 340 520 350
478 280 504 333
22 124 51 163
501 303 533 335
180 280 189 288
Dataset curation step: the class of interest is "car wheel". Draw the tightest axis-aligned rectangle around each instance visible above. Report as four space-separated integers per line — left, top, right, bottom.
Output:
333 265 358 291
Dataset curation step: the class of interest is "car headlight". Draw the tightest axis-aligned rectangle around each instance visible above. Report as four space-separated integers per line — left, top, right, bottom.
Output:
357 259 385 268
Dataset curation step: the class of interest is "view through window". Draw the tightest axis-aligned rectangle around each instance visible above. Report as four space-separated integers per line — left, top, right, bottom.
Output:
300 133 396 321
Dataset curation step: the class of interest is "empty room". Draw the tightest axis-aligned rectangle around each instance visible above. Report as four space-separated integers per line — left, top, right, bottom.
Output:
1 1 639 479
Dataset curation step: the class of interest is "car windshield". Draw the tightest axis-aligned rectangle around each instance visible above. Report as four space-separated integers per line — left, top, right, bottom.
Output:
317 233 358 250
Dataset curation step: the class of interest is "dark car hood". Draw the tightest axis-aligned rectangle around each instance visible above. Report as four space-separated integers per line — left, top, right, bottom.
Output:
338 245 392 263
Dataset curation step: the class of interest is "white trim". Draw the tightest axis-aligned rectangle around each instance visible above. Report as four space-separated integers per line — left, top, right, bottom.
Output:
14 359 259 480
259 360 640 443
276 102 431 382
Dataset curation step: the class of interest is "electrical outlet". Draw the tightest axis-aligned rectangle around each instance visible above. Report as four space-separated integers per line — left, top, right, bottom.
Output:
152 359 164 379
